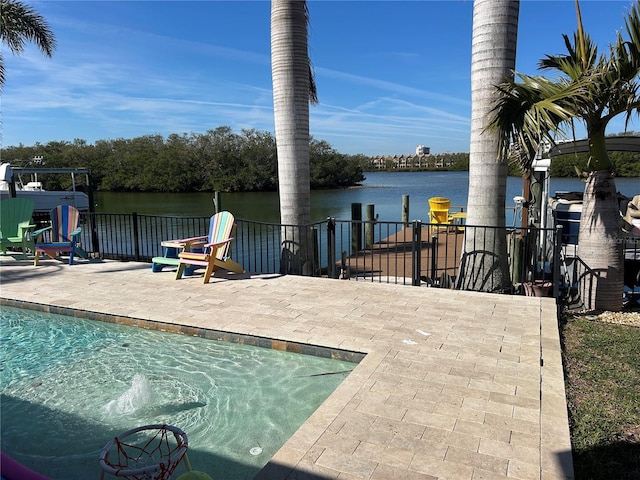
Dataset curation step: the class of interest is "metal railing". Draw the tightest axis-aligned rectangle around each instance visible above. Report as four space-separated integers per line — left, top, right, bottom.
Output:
17 209 633 309
75 211 565 296
558 234 640 310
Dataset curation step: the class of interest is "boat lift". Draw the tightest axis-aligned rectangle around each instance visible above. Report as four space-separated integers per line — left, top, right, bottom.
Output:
1 163 95 214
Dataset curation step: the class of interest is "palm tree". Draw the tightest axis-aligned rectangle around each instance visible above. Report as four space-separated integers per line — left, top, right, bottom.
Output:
487 0 640 311
458 0 520 293
0 0 56 88
270 0 317 274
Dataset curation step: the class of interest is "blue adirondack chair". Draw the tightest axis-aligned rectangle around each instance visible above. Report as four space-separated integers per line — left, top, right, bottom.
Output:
0 197 36 258
33 205 84 266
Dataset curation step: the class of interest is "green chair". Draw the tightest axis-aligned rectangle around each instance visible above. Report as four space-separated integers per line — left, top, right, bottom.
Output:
0 197 36 258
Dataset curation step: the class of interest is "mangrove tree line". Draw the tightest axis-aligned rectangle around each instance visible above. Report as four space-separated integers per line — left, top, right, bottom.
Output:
1 127 367 193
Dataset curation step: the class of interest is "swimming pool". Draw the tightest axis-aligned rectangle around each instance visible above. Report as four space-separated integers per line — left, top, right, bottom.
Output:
0 306 357 479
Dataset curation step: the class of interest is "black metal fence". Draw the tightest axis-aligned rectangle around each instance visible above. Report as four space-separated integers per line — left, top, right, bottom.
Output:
18 208 635 309
75 211 570 296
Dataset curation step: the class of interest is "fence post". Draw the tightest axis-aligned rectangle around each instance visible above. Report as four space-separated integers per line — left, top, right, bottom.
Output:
327 218 336 278
132 212 140 262
412 220 422 286
309 225 319 276
351 203 362 255
213 191 221 213
430 234 438 281
553 225 562 303
84 211 100 257
86 173 100 254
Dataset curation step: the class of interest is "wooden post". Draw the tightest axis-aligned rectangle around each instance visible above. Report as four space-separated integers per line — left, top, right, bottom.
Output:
402 195 409 223
509 233 522 284
213 191 222 213
365 204 375 248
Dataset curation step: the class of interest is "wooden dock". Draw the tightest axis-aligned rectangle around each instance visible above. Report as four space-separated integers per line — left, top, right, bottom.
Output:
339 226 465 283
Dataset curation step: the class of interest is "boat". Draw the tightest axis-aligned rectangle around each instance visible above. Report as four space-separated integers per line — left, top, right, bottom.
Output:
0 160 92 213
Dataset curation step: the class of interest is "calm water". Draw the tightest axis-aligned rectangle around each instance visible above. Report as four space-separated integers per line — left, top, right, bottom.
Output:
0 306 355 480
95 171 639 223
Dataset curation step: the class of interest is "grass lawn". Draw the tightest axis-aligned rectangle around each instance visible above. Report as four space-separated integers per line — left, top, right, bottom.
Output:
560 313 640 480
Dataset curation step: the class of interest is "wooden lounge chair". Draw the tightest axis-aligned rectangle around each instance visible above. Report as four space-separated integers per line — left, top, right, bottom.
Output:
33 204 84 266
175 211 244 283
0 197 36 258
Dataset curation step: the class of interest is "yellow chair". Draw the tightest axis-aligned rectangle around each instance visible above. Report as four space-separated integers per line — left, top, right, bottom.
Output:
428 197 453 228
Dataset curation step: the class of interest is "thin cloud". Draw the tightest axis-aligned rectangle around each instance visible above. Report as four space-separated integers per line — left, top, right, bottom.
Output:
316 66 470 107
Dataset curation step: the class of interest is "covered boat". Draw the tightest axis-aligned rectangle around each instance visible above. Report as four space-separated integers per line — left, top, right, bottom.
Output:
0 161 93 213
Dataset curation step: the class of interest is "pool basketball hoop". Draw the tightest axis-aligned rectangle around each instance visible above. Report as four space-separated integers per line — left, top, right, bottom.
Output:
99 424 191 480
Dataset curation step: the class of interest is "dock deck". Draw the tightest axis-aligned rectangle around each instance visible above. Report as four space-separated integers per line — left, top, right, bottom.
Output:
340 226 465 283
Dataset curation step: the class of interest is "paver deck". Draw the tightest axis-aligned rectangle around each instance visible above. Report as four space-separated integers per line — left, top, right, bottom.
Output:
0 255 574 480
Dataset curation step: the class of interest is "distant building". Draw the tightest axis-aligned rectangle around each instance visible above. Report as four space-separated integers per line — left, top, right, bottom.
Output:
367 145 458 170
370 149 455 170
416 145 430 156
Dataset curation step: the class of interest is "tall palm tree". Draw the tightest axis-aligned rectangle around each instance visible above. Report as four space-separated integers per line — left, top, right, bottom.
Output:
487 0 640 311
458 0 520 293
270 0 317 274
0 0 56 88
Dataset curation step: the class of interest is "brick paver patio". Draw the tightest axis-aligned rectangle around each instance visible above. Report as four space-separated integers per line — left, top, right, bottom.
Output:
0 256 574 479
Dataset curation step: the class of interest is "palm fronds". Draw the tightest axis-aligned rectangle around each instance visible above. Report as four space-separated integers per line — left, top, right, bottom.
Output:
0 0 56 88
487 0 640 172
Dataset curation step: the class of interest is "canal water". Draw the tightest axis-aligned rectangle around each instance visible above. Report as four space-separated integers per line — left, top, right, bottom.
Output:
95 171 638 223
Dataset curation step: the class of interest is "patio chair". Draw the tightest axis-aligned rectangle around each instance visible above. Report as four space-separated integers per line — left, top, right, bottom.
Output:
33 204 84 266
0 197 36 258
175 211 244 283
428 197 453 229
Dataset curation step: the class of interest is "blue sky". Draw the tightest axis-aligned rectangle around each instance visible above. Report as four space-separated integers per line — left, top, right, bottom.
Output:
2 1 638 156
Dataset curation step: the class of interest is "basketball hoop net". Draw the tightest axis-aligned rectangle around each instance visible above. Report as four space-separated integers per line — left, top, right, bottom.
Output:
99 424 191 480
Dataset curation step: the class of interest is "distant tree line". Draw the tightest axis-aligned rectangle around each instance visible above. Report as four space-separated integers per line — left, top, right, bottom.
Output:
504 149 640 176
507 132 640 176
548 151 640 177
2 128 637 193
1 127 368 192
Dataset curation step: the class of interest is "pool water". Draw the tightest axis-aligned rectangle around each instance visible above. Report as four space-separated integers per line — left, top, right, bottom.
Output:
0 306 356 480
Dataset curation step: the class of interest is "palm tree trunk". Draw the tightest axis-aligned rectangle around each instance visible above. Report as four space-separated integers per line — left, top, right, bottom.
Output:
271 0 313 274
459 0 519 292
577 130 623 311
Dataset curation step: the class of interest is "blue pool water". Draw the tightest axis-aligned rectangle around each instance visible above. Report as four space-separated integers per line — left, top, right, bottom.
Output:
0 306 356 479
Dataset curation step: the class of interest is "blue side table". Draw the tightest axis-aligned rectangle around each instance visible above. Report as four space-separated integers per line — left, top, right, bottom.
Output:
151 239 205 275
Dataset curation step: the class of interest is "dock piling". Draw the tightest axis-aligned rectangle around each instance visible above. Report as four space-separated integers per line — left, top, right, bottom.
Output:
402 195 409 224
365 204 376 248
